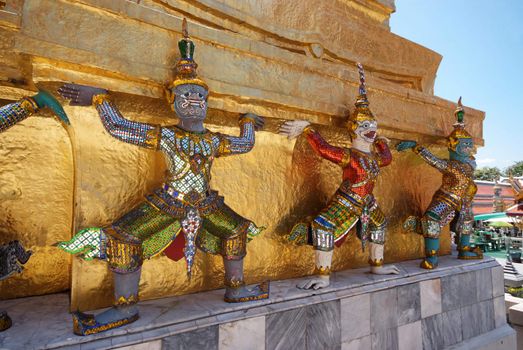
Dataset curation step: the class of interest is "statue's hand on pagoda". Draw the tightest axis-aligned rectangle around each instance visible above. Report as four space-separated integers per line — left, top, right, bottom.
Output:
32 90 70 125
58 83 107 106
241 113 265 130
278 120 311 139
396 140 417 152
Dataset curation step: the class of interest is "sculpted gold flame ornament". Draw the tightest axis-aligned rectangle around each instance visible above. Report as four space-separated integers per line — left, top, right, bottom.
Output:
279 63 400 290
397 97 482 269
56 18 269 336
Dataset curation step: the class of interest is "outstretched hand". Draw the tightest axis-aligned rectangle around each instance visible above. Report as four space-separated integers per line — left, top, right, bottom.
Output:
32 90 70 125
278 120 311 139
58 83 107 106
396 140 417 152
242 113 265 131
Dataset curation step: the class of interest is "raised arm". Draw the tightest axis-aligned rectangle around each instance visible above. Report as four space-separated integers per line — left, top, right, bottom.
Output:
58 84 159 149
374 138 392 167
215 114 263 157
396 140 447 172
413 145 448 171
0 91 69 132
93 94 160 149
0 98 39 132
303 126 348 165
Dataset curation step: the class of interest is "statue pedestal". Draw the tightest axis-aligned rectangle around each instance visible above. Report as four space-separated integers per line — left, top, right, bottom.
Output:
0 254 514 350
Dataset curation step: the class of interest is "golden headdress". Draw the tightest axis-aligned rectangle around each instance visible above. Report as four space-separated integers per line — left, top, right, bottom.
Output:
165 18 208 104
447 97 473 151
348 63 376 138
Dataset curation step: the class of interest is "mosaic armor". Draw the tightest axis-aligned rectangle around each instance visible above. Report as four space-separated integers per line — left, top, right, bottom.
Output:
56 19 268 336
301 128 391 251
0 91 68 130
285 64 399 283
414 146 477 238
400 97 482 269
0 97 39 132
59 96 263 276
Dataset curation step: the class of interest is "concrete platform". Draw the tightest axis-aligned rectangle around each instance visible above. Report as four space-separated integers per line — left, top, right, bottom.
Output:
0 253 514 350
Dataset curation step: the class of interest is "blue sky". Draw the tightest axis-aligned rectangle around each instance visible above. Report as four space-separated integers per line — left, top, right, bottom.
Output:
390 0 523 170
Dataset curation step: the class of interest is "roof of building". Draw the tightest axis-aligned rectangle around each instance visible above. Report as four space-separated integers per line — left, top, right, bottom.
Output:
507 203 523 217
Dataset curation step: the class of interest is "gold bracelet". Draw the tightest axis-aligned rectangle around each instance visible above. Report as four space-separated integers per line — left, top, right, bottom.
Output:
413 145 423 154
224 278 245 289
368 258 384 267
303 125 316 135
20 97 39 114
114 294 139 306
92 93 110 106
314 265 331 276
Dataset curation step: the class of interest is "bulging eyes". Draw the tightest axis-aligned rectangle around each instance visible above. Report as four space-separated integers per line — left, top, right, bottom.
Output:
362 122 371 128
182 91 205 99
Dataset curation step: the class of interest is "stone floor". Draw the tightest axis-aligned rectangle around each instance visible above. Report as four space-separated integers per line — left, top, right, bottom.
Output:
0 253 513 350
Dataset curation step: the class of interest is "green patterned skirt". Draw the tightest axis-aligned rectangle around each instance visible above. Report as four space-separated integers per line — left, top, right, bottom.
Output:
58 188 263 273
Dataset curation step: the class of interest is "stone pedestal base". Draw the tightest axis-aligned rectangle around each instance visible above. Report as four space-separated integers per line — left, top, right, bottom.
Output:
0 254 514 350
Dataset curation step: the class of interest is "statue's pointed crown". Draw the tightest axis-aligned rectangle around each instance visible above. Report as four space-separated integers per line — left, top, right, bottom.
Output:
448 96 473 150
166 18 208 103
350 63 375 123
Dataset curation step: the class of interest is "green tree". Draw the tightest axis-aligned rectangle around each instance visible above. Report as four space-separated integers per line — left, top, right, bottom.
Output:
474 166 502 181
505 161 523 177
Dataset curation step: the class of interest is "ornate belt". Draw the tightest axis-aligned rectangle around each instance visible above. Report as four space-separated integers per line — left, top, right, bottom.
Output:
338 188 374 207
162 183 210 206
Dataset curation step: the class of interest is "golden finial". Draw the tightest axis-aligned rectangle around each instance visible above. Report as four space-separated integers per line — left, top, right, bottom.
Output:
182 18 189 39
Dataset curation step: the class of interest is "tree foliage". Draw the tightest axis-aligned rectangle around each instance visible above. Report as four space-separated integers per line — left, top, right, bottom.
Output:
474 161 523 181
474 167 502 181
506 161 523 177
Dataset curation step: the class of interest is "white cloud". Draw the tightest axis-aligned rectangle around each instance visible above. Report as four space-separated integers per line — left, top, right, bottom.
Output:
476 158 497 165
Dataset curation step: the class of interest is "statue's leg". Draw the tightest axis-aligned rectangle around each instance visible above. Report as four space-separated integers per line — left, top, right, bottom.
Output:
201 203 268 303
223 258 269 303
294 192 363 289
72 268 141 336
296 201 346 289
419 200 456 270
71 229 143 336
419 216 443 270
56 201 168 335
457 217 483 260
368 205 399 275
